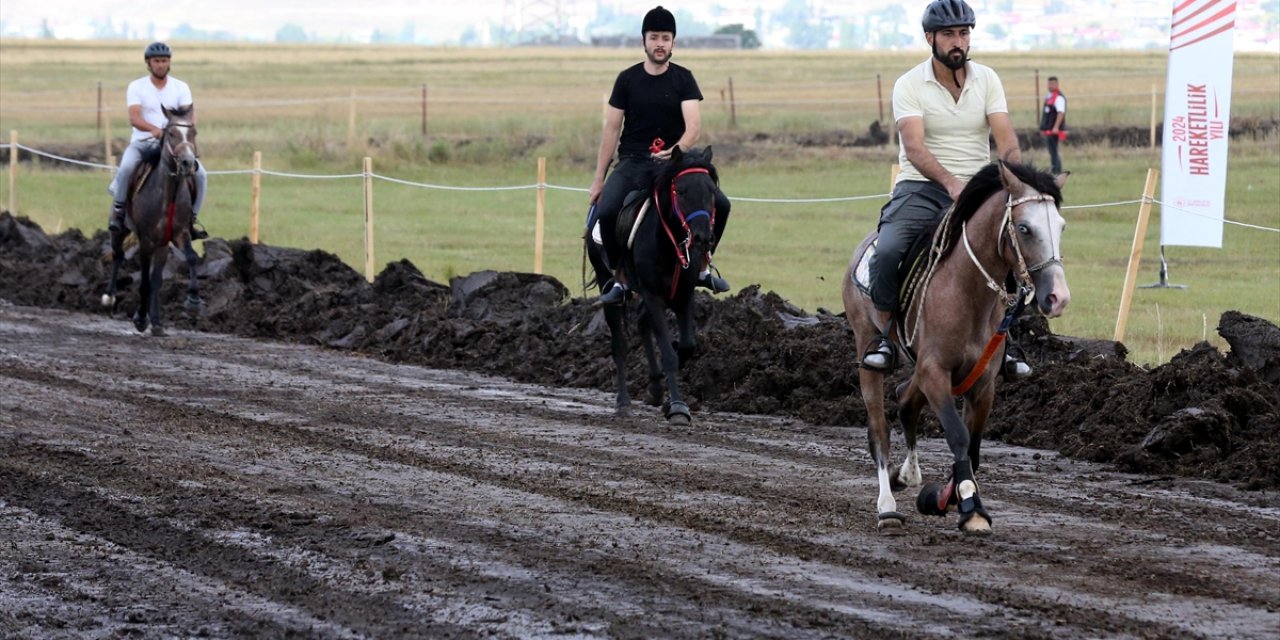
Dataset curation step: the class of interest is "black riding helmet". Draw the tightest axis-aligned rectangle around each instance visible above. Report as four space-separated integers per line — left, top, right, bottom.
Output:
642 6 677 36
922 0 976 32
144 42 172 59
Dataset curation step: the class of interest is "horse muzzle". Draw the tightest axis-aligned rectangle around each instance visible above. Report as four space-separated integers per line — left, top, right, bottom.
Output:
1034 266 1070 318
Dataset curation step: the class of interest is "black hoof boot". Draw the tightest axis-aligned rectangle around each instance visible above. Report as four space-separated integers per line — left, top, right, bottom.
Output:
190 220 209 240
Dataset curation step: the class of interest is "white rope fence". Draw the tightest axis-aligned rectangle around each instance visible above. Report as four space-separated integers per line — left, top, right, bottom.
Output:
3 141 1275 234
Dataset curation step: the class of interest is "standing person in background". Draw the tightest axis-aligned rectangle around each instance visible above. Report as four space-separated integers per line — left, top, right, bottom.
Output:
588 5 732 306
1040 75 1067 175
862 0 1031 378
107 41 209 240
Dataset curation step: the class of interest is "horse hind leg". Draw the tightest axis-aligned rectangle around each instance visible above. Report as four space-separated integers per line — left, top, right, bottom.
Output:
604 304 631 415
889 381 925 491
102 228 126 310
147 250 167 337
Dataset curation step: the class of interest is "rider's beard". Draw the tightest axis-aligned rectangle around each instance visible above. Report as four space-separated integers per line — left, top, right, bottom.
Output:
645 45 670 65
932 44 969 71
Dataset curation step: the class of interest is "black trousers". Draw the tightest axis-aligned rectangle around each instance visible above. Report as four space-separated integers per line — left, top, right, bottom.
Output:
868 180 952 313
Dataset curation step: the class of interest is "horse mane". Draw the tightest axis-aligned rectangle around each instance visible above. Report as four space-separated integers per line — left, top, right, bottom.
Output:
938 161 1061 259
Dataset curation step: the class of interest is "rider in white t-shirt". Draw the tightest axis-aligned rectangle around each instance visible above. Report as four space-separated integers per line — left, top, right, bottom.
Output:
107 42 208 240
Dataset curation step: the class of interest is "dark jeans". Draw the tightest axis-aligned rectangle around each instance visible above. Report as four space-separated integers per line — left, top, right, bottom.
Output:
596 156 731 269
869 180 952 313
1045 135 1062 174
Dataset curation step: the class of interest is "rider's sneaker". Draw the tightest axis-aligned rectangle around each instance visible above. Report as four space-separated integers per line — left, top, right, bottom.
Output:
697 271 731 293
1003 354 1033 379
190 217 209 240
596 281 628 306
108 202 125 232
861 336 895 371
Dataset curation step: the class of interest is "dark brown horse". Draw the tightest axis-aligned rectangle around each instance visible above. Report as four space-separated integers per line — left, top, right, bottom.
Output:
842 161 1068 535
101 106 201 336
586 146 721 424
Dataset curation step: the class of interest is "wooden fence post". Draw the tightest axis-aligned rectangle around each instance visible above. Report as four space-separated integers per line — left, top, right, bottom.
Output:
8 130 16 214
1115 168 1160 343
97 82 103 133
534 157 546 274
348 89 358 150
421 84 428 136
363 156 375 282
250 151 262 244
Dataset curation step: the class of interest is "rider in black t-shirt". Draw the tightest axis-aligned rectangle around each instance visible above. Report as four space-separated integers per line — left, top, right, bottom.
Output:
589 5 732 305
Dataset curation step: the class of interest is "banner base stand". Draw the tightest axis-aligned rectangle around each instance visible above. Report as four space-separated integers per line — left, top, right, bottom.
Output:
1140 247 1188 289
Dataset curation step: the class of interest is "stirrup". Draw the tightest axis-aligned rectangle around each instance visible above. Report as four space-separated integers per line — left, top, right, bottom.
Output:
1003 354 1033 379
190 219 209 240
596 281 628 306
861 336 895 371
697 271 730 293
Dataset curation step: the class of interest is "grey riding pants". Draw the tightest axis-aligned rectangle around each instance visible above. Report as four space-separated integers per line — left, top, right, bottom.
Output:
868 180 953 312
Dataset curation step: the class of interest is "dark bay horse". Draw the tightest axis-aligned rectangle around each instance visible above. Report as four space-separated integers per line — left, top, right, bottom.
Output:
587 146 721 424
842 161 1068 535
101 106 202 336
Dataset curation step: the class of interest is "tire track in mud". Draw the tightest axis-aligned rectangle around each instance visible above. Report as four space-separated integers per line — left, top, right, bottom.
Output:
3 307 1279 638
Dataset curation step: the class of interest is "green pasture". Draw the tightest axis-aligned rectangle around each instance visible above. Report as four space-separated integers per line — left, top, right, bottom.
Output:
2 41 1278 366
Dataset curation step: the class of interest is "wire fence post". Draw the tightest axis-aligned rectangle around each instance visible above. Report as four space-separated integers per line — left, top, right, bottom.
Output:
728 76 737 129
363 156 375 283
348 89 358 150
1115 168 1160 343
250 151 262 244
534 157 546 274
8 130 16 214
1149 84 1158 149
876 73 884 125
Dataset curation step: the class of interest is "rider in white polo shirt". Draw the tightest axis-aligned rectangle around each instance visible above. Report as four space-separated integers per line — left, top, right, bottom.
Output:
107 41 208 240
863 0 1028 376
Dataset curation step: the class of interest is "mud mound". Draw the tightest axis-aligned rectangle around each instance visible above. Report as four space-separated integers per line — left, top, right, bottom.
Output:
2 211 1277 489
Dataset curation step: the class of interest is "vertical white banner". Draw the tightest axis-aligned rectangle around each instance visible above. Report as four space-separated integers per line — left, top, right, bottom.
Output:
1160 0 1235 248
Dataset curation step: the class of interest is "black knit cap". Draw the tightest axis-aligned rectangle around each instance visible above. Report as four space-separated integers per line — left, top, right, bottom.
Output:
642 6 677 36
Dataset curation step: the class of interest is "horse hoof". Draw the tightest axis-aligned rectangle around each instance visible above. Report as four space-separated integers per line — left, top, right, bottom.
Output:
917 481 954 517
647 392 663 407
876 512 907 535
615 404 631 417
184 295 205 310
665 401 691 424
961 518 993 536
132 313 148 333
889 467 909 493
101 294 114 308
151 326 166 337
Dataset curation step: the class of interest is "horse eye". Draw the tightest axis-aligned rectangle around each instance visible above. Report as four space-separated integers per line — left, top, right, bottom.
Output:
1017 223 1031 235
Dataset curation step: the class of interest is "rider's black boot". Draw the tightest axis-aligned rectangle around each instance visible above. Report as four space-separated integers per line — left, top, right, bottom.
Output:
861 314 897 372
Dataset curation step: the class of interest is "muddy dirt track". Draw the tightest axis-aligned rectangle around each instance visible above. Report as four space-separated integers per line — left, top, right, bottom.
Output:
2 212 1280 638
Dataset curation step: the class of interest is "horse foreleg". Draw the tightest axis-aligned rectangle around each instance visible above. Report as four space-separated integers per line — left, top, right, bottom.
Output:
148 252 167 336
182 239 203 309
917 368 992 535
641 295 689 424
133 251 151 333
675 306 697 368
964 383 996 473
604 304 631 415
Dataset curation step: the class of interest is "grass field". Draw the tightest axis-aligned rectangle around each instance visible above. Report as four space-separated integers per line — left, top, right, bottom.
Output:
2 40 1277 366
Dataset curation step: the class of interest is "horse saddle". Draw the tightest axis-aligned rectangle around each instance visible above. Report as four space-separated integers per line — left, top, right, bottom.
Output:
588 190 650 251
851 218 942 316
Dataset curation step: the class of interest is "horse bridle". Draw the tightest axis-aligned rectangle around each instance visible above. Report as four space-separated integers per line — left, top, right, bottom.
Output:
961 191 1062 308
654 167 716 270
162 122 199 177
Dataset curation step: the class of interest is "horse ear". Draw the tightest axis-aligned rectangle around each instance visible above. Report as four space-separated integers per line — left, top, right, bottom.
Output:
997 160 1024 192
670 145 683 163
704 146 713 163
1054 170 1071 189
